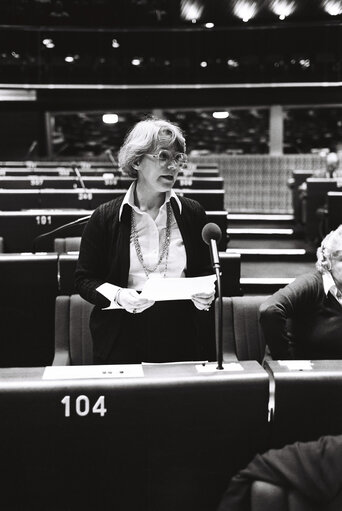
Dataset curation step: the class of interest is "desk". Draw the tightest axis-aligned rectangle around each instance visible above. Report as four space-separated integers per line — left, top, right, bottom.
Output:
0 176 224 190
326 191 342 231
266 360 342 449
0 188 225 211
0 209 90 252
0 362 269 511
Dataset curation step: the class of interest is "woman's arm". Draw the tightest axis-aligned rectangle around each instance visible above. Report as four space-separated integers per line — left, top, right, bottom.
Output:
74 207 111 308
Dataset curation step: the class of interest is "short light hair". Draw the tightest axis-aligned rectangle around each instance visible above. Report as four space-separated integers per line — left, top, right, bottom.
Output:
316 224 342 273
118 117 186 178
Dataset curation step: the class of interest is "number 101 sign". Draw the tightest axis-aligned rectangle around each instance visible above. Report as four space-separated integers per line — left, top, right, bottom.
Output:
61 395 107 417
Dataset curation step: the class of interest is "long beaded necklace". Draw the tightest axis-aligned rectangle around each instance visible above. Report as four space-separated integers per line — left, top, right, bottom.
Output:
130 201 172 278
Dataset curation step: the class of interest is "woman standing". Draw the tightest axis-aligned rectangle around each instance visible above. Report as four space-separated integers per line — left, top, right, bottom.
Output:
75 118 216 364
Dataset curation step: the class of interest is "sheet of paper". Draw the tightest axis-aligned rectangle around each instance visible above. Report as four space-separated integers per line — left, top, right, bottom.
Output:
278 360 313 371
140 274 216 301
43 364 144 380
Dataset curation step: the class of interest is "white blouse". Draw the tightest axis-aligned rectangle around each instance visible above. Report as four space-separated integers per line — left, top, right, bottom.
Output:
96 183 187 308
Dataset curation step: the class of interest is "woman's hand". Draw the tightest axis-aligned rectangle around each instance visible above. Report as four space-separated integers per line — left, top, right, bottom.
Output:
191 286 216 311
117 288 155 314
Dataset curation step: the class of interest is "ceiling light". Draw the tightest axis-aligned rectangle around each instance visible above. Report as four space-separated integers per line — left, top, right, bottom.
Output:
213 112 229 119
65 56 74 63
323 0 342 15
299 58 310 68
227 59 239 67
102 114 119 124
205 22 214 28
112 39 120 48
42 38 53 46
180 0 204 22
200 61 208 67
234 0 258 22
269 0 296 19
131 58 142 66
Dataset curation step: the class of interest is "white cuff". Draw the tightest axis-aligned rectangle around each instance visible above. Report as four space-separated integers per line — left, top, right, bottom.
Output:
96 282 123 310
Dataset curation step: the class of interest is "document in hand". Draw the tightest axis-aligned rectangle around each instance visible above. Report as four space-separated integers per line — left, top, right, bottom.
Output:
140 274 217 301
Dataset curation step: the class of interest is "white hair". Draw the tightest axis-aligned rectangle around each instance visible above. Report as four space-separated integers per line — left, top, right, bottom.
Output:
316 225 342 273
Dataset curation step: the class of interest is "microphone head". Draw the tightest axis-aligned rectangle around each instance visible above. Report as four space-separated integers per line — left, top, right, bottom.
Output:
202 223 222 245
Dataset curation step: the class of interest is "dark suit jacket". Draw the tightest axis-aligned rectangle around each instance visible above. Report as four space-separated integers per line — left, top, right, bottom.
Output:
259 271 342 359
75 194 215 360
217 434 342 511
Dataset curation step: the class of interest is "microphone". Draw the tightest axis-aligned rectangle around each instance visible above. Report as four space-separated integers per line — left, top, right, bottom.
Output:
26 140 38 159
202 223 224 370
32 215 91 253
202 223 222 269
105 149 117 168
71 162 86 190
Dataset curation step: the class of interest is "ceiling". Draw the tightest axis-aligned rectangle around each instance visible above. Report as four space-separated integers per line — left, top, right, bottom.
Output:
0 0 342 28
1 0 342 109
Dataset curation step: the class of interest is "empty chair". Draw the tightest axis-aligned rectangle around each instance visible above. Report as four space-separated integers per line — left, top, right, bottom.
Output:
54 236 81 253
53 294 93 365
218 296 268 363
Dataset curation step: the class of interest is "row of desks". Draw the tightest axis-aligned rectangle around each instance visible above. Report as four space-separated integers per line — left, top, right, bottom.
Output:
1 359 342 510
0 188 225 211
0 209 228 252
0 175 224 189
0 168 219 177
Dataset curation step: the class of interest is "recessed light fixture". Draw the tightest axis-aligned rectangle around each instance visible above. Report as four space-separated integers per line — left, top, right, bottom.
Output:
102 114 119 124
131 58 142 66
213 111 229 119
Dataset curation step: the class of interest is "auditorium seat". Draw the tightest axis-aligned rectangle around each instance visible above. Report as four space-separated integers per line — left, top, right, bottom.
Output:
218 296 268 363
53 294 93 365
54 236 81 253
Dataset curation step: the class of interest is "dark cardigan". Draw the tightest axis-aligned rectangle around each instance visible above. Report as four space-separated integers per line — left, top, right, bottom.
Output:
259 270 342 359
75 194 215 361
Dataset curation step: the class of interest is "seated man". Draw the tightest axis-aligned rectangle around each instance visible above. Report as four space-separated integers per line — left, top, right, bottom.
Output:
216 434 342 511
259 225 342 359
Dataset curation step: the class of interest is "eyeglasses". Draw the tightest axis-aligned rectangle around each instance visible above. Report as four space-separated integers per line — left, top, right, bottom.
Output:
145 149 188 169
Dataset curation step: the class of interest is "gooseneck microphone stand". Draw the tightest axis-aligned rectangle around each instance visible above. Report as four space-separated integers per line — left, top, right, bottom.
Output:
202 223 224 370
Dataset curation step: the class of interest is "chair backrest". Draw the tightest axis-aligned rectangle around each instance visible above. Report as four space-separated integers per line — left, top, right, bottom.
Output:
53 294 93 365
54 236 81 254
218 295 268 363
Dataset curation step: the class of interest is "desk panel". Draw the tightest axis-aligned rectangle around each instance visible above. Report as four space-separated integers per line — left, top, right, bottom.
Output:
305 178 340 242
0 362 269 511
0 210 90 252
0 254 58 367
266 360 342 449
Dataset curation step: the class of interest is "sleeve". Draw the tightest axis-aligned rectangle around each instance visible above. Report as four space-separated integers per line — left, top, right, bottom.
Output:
258 273 318 359
74 207 113 308
217 434 342 511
